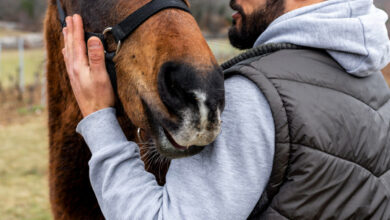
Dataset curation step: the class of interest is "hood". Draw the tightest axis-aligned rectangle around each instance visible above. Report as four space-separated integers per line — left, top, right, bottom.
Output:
254 0 390 77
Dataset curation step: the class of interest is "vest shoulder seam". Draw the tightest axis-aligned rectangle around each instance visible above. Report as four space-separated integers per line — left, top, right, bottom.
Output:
269 78 385 117
235 59 387 116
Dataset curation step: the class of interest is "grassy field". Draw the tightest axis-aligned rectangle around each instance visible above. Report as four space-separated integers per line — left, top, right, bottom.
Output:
0 114 51 220
0 39 237 89
0 48 46 88
0 28 30 38
207 38 242 63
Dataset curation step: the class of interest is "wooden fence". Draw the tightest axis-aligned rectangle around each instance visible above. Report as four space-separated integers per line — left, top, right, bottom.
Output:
0 38 46 109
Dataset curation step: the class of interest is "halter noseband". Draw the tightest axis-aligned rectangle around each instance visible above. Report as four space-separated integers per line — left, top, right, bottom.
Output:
56 0 191 92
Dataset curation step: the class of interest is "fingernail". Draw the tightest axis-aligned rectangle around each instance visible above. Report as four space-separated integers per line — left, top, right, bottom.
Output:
66 16 71 26
89 40 100 49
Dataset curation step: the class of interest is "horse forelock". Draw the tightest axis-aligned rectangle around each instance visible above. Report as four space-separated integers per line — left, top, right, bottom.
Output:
79 0 119 32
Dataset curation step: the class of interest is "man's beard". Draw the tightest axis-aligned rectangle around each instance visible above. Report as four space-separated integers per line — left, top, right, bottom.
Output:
229 0 285 50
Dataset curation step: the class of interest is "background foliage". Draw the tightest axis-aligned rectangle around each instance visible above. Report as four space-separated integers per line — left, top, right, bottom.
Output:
0 0 233 33
0 0 388 34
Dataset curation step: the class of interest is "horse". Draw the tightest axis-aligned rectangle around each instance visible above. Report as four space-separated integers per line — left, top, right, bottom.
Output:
44 0 225 219
384 65 390 86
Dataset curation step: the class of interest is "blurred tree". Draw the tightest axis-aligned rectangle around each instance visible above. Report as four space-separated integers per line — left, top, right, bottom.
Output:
21 0 35 18
0 0 47 31
0 0 20 22
374 0 390 35
189 0 232 35
0 0 386 36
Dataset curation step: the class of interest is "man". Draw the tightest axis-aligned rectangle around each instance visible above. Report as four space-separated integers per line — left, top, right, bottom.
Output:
62 0 390 219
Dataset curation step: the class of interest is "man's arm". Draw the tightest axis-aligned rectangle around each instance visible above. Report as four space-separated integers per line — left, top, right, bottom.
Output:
77 75 275 219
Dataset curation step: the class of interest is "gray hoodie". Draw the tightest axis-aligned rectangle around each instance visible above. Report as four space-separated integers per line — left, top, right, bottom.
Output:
254 0 390 77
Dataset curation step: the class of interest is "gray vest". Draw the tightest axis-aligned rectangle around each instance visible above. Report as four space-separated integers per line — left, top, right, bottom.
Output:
223 44 390 219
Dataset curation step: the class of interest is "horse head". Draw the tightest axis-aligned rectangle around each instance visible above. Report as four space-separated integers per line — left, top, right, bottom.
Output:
57 0 225 159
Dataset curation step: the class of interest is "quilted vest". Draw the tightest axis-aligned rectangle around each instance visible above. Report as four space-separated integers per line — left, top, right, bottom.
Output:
223 44 390 219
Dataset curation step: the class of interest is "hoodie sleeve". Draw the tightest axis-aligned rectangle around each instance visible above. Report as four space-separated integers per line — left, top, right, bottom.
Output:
76 75 275 220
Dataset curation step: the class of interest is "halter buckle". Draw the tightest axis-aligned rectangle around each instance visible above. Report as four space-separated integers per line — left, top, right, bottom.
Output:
103 27 122 54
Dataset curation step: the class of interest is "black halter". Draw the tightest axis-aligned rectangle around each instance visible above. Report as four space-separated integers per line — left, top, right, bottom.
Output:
56 0 191 92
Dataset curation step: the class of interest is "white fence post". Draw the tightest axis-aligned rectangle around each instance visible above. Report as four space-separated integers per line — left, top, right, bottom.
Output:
0 39 2 77
41 64 46 107
18 37 24 93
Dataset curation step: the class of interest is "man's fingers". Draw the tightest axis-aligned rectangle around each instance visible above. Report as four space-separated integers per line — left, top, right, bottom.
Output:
62 48 66 58
63 27 67 48
72 14 88 66
63 26 74 79
65 16 74 74
87 37 106 74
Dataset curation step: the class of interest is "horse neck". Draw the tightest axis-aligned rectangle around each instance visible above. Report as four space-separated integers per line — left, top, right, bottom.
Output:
45 1 168 185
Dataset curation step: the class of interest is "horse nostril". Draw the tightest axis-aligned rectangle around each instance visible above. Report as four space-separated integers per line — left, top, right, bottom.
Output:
158 61 225 124
158 62 199 114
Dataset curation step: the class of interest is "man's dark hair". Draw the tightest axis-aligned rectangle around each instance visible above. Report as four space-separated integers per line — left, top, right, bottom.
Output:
229 0 285 49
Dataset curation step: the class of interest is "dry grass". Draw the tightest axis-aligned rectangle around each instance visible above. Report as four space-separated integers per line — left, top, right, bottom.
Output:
0 28 30 38
0 113 52 220
0 48 46 89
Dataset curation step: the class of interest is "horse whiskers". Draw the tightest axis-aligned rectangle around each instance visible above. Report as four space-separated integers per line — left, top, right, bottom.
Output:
135 138 170 183
138 141 169 163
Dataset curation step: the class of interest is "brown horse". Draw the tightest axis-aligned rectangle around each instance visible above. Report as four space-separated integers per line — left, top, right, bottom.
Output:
384 65 390 86
44 0 225 219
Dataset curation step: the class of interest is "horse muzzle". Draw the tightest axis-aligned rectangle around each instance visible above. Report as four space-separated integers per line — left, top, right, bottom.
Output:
150 61 225 158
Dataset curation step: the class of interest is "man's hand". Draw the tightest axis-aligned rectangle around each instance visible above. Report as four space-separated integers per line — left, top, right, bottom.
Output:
62 14 115 117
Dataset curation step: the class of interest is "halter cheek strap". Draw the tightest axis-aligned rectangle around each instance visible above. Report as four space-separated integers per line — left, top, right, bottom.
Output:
56 0 191 92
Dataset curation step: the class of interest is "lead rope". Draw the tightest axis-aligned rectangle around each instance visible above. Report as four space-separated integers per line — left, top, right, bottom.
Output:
221 43 303 70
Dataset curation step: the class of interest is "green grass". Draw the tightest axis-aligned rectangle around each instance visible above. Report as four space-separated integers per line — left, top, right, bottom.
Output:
0 48 45 88
0 115 52 220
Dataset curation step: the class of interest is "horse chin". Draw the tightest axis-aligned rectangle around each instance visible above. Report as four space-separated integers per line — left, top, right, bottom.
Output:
139 101 205 159
154 125 205 159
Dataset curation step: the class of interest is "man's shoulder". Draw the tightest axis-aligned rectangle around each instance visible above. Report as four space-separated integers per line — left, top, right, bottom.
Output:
224 75 268 109
226 49 340 75
223 74 273 125
224 48 349 89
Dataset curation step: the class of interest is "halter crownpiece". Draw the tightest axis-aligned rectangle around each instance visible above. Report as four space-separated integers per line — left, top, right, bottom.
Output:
56 0 191 92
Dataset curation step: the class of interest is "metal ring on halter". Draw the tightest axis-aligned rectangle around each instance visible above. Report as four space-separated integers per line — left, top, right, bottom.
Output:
103 27 122 54
137 128 144 143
